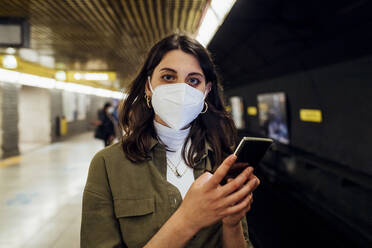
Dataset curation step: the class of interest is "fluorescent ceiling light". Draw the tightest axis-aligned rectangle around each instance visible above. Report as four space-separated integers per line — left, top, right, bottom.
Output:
5 47 16 54
73 73 82 80
0 68 124 99
210 0 236 19
84 73 109 81
55 71 66 81
73 72 110 81
0 68 20 83
196 0 237 47
19 48 39 63
18 73 56 88
2 55 18 69
39 55 55 68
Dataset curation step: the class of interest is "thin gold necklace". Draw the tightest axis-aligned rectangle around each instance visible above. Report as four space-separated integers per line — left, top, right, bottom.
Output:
167 157 188 178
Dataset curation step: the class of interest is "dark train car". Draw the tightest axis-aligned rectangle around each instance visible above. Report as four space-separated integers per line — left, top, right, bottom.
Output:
209 0 372 247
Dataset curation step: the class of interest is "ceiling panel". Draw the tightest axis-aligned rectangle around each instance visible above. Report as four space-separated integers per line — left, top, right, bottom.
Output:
208 0 372 90
0 0 209 88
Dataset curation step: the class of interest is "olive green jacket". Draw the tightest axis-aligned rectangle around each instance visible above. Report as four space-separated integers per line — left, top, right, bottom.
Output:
81 140 253 248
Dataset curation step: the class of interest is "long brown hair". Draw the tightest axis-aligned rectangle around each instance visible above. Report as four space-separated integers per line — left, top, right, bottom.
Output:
119 34 237 167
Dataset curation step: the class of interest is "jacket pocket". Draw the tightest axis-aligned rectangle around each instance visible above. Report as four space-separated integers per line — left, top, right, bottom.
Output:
114 198 154 217
114 197 158 248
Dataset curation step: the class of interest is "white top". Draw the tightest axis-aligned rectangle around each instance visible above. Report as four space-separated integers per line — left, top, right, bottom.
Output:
154 121 194 199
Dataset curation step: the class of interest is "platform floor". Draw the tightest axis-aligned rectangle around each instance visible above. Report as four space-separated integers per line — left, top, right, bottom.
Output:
0 132 104 248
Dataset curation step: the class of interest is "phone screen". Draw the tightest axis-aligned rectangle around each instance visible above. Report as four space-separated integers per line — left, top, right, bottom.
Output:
234 137 273 166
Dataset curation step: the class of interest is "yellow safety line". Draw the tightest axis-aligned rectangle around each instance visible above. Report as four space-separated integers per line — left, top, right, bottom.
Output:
0 155 22 168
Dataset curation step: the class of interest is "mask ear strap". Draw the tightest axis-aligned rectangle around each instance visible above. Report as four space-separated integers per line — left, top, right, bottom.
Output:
148 76 154 93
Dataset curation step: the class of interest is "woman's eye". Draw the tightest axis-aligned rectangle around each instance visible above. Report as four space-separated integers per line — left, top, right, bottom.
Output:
161 74 175 81
187 78 201 85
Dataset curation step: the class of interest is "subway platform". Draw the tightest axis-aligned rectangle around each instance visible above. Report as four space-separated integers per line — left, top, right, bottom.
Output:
0 132 369 248
0 132 103 248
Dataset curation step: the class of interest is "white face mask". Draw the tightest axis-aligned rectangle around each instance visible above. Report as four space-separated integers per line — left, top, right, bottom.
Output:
148 77 206 130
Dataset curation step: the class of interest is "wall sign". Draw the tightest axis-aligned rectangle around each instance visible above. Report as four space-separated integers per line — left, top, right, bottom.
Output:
299 109 323 123
247 106 257 116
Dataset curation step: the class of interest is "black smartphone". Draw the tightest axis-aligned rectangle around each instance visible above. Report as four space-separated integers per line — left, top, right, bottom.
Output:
234 137 274 166
220 137 273 185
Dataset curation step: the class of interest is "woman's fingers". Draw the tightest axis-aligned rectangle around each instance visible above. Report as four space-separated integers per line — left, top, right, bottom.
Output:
219 166 254 196
250 176 260 191
243 194 254 212
219 177 258 208
235 194 253 217
220 193 254 217
205 154 236 190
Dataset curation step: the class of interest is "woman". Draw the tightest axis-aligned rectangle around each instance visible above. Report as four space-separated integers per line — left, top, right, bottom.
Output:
81 34 260 248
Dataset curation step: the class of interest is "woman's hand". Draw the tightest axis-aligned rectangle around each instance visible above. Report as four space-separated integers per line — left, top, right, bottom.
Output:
144 155 259 248
176 154 257 233
222 173 260 227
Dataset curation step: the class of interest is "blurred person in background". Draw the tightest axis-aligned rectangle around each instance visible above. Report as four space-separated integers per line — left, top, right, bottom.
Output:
94 102 115 146
82 34 260 248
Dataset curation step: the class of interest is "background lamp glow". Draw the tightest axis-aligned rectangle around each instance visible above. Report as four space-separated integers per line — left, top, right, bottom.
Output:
0 68 124 99
196 0 237 47
2 55 18 69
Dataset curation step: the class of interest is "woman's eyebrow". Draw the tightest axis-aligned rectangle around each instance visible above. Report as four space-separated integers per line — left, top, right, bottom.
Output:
160 67 177 73
159 68 205 79
188 72 205 79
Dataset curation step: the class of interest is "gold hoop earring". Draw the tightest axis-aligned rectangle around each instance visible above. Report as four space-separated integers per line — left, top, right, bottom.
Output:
200 102 208 114
144 93 151 108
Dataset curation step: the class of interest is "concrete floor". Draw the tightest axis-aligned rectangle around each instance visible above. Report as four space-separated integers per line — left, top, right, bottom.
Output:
19 142 50 154
0 132 104 248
